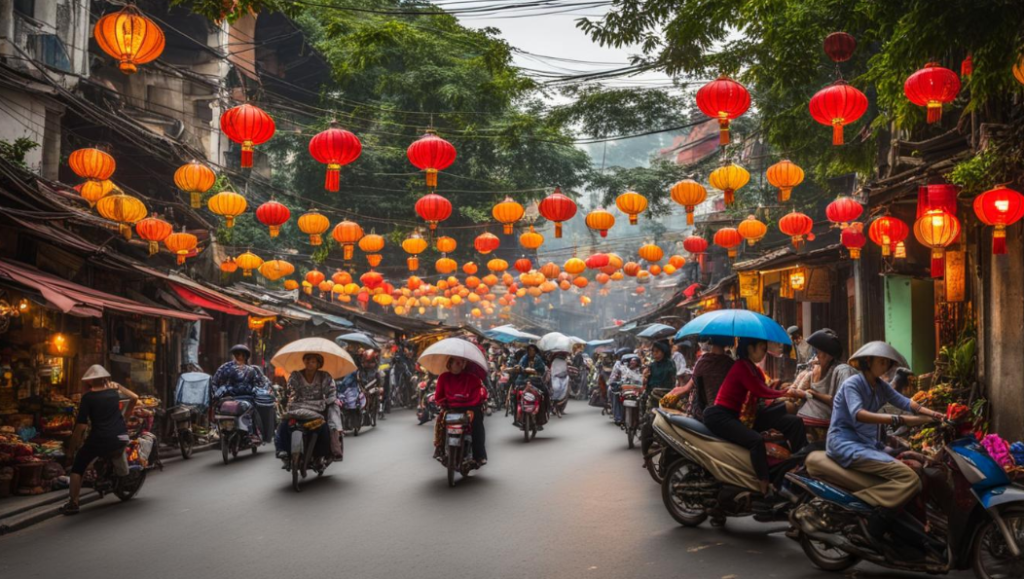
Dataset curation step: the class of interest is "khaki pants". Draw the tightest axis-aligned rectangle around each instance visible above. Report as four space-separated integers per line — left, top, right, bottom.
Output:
807 452 921 509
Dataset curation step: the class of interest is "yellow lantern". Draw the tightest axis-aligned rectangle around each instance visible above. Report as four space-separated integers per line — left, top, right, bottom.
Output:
96 189 147 239
519 225 544 250
737 215 768 246
914 209 961 278
235 251 263 277
174 160 216 208
766 159 804 203
670 179 707 225
260 259 294 282
585 207 616 238
207 190 247 228
297 209 330 246
402 230 429 271
492 197 525 235
638 243 663 263
487 258 508 273
709 162 750 206
615 190 648 225
789 268 807 291
564 257 585 275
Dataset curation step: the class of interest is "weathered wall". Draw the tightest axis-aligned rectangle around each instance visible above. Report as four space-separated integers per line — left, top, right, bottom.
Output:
983 224 1024 440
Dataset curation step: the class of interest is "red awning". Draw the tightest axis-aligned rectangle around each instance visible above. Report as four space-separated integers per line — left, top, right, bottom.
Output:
0 259 209 321
170 283 250 316
167 277 278 318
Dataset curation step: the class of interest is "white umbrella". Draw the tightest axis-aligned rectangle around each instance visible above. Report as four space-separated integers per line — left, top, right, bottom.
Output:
271 337 356 379
568 336 587 345
538 332 573 353
418 338 489 376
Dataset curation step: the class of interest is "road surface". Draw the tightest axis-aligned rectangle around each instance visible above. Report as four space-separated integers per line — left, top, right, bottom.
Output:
0 403 968 579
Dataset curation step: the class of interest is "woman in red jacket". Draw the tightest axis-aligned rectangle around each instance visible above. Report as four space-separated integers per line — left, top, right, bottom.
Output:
702 338 806 498
435 356 489 465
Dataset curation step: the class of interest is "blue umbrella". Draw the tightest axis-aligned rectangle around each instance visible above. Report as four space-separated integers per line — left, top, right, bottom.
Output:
637 323 676 340
674 310 792 345
585 339 615 354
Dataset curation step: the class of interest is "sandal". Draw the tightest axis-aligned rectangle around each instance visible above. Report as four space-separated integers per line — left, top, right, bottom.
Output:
59 501 80 516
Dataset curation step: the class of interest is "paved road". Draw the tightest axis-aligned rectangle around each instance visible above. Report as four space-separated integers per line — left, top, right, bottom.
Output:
0 403 969 579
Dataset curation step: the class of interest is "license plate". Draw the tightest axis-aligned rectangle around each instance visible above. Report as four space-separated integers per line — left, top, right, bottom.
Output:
447 437 461 446
446 428 462 435
219 420 235 430
623 400 638 407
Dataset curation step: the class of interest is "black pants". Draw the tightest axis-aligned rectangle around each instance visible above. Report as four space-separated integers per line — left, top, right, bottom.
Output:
703 404 807 483
453 405 487 461
72 438 127 475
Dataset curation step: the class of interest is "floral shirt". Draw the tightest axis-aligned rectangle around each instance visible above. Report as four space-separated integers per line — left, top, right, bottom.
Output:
286 370 336 414
211 361 260 398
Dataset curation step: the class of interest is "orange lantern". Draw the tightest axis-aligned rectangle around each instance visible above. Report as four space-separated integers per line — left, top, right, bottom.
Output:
402 230 428 271
319 281 335 294
519 225 544 250
96 189 147 239
649 264 662 276
487 258 508 273
332 220 364 260
207 190 247 228
260 260 295 282
623 262 641 277
670 179 707 225
235 251 263 277
174 160 216 208
573 276 589 289
297 210 330 246
135 216 172 256
284 279 299 291
463 262 478 275
709 162 750 206
69 148 116 182
779 211 814 248
93 4 165 74
220 258 238 274
435 236 457 253
737 215 767 246
493 197 525 235
306 269 326 287
766 160 804 203
164 230 198 265
669 255 686 268
713 227 742 259
436 257 458 274
615 191 648 225
638 243 663 263
564 257 586 275
358 230 385 254
76 179 115 207
540 262 560 279
585 208 616 238
332 270 353 285
914 209 960 277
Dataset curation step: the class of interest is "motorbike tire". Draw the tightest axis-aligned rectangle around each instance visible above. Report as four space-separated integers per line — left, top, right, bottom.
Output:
251 444 258 455
644 446 666 484
798 533 860 572
221 434 231 465
113 470 146 502
292 455 302 492
179 430 193 460
627 427 636 450
971 506 1024 579
661 458 709 527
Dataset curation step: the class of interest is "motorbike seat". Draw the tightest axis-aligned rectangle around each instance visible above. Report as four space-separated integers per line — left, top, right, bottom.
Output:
805 451 887 494
656 408 724 441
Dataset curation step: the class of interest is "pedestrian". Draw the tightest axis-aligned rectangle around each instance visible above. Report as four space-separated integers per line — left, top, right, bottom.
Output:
61 365 139 515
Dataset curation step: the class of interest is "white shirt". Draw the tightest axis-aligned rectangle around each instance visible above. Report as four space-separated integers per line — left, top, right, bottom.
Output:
671 351 687 376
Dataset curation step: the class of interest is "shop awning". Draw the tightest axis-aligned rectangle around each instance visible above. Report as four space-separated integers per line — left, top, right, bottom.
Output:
0 259 209 321
165 274 278 318
169 283 250 316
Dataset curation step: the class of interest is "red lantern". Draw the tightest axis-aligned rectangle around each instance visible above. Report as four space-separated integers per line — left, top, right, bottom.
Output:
361 271 384 290
713 228 742 260
514 258 532 273
415 193 452 231
904 63 960 124
220 103 275 168
809 80 868 145
868 216 909 257
585 253 610 270
841 224 867 259
474 232 500 254
309 123 362 192
538 188 577 238
825 196 863 229
918 184 958 219
683 235 708 255
695 75 751 145
407 131 456 188
779 211 814 248
973 187 1024 254
823 32 856 62
255 200 290 238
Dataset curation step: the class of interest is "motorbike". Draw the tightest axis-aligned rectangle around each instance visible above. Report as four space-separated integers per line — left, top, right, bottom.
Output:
439 410 478 487
363 378 383 427
388 356 415 410
787 428 1024 577
158 371 211 460
282 415 334 492
214 396 264 464
651 407 810 527
620 384 643 449
516 384 543 442
91 426 156 504
338 383 367 436
416 378 439 425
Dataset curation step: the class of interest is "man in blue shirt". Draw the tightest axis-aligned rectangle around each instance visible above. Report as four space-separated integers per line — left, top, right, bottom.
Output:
820 342 943 512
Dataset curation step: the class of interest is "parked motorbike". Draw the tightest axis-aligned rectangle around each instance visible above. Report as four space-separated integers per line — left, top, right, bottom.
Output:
91 430 156 503
283 415 334 492
788 427 1024 578
338 385 367 436
157 404 196 460
652 407 810 527
516 384 543 442
214 397 264 464
439 410 478 487
620 384 643 449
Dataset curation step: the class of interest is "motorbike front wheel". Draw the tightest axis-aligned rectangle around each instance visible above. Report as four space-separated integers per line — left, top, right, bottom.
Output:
523 414 532 443
113 470 146 501
626 427 636 449
291 455 302 492
971 507 1024 579
661 458 709 527
178 429 193 460
221 434 231 464
644 445 667 484
798 532 860 572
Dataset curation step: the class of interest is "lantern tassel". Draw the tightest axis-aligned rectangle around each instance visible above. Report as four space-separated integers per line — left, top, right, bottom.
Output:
503 223 513 235
629 215 638 225
190 191 201 209
426 169 438 188
343 245 354 261
554 222 563 238
176 255 186 266
717 118 730 145
310 234 322 246
994 228 1007 255
225 217 235 228
724 189 734 206
931 250 944 278
600 230 608 238
148 241 158 256
325 165 340 192
241 142 254 168
408 257 419 271
686 211 694 226
778 188 791 203
850 248 861 260
269 226 280 238
121 224 132 240
927 103 941 124
832 121 844 146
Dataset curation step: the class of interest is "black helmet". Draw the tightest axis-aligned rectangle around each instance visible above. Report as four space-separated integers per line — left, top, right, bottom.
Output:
806 329 842 359
229 344 251 360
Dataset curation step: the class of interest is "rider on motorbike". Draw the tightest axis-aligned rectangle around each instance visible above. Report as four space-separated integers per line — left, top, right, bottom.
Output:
787 329 857 431
511 344 547 428
682 336 735 421
275 353 338 460
211 344 263 442
817 342 944 540
61 365 138 515
357 349 385 418
609 355 642 425
434 356 488 465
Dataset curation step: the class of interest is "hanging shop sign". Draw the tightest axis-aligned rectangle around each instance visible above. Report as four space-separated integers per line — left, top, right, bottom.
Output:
943 250 965 303
738 271 760 298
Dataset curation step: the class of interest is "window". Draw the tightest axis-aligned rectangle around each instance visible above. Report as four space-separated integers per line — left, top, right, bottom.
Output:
13 0 35 18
